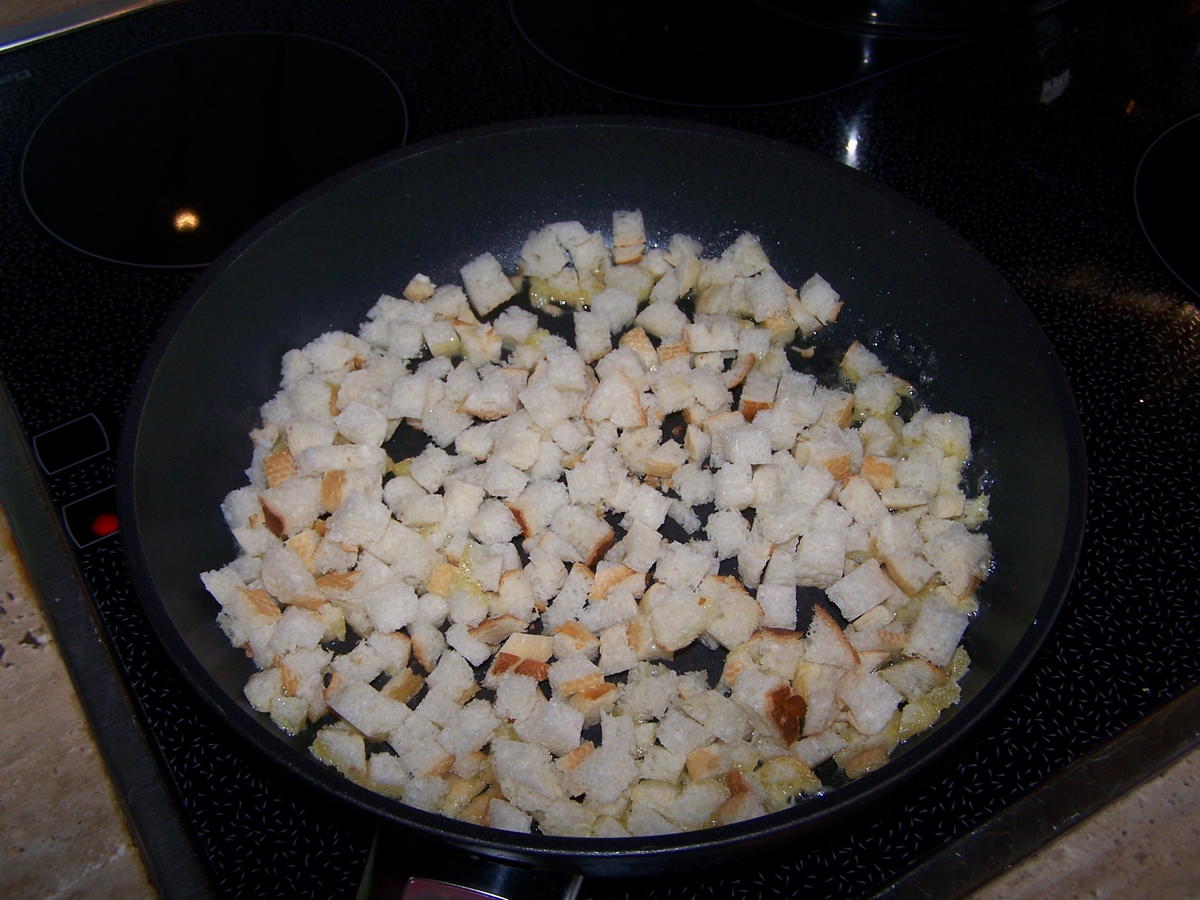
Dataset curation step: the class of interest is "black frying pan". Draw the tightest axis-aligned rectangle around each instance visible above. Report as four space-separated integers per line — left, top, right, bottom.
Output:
119 119 1086 888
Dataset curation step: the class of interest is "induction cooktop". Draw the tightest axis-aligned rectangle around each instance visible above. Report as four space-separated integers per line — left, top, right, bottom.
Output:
0 1 1197 898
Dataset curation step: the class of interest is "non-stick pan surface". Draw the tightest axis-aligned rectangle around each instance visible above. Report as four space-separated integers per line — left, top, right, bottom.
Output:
120 119 1086 876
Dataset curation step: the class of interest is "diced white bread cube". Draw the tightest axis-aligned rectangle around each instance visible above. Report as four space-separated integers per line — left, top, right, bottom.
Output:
461 369 522 421
836 670 903 735
583 371 646 429
791 662 838 736
681 690 750 744
883 548 936 597
838 475 889 527
364 753 410 800
388 372 431 420
565 457 614 507
460 252 517 317
705 510 750 560
258 476 323 537
698 575 761 650
366 522 438 583
611 209 646 264
839 340 886 383
826 558 898 622
632 743 682 782
590 286 639 332
922 520 991 598
259 544 319 608
409 621 447 672
790 729 848 768
635 301 688 339
623 483 671 530
550 505 616 568
477 455 527 500
333 401 388 447
553 620 599 660
684 315 739 353
730 667 802 744
625 805 677 837
398 492 445 530
879 658 949 700
437 699 501 758
514 699 585 755
855 373 905 417
264 606 328 660
798 273 842 324
597 622 640 676
361 580 420 633
905 595 969 667
408 445 456 493
489 674 542 726
612 521 662 573
756 583 797 630
487 798 534 832
302 330 370 372
531 799 595 837
573 310 612 363
793 528 845 589
746 268 791 321
468 499 521 545
539 562 593 631
507 479 569 538
444 622 492 666
641 582 718 653
244 667 283 713
455 322 504 367
404 776 451 812
422 318 461 358
736 541 772 590
662 781 730 830
327 679 410 739
400 272 435 302
654 542 714 591
330 641 386 685
548 655 605 698
386 713 446 775
725 232 770 276
269 696 310 734
714 787 769 826
714 462 755 510
492 308 538 349
722 424 773 466
804 605 859 669
311 725 367 778
671 462 715 508
519 226 570 278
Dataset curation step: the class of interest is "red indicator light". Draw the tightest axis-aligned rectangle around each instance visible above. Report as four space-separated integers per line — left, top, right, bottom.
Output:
91 512 119 537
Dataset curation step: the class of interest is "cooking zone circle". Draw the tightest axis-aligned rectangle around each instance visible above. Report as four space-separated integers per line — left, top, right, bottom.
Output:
509 0 966 107
20 32 407 268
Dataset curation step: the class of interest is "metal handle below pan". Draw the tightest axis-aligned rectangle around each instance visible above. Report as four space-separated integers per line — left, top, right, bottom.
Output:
358 829 584 900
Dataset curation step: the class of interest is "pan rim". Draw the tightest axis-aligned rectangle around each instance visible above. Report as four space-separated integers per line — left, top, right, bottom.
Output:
117 114 1087 871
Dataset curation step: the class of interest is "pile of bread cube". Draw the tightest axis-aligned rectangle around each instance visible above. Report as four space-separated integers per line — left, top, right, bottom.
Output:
201 211 992 836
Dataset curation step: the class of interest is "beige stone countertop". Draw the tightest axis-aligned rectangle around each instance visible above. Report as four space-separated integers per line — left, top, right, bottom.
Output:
1 510 154 898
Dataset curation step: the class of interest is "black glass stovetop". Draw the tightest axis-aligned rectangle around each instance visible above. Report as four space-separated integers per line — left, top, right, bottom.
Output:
1 1 1198 898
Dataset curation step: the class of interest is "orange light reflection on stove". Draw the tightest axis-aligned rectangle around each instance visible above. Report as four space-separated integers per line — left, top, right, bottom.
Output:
173 209 200 232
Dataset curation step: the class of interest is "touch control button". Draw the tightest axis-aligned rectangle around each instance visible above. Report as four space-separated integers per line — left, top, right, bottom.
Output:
32 412 109 474
62 485 119 548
